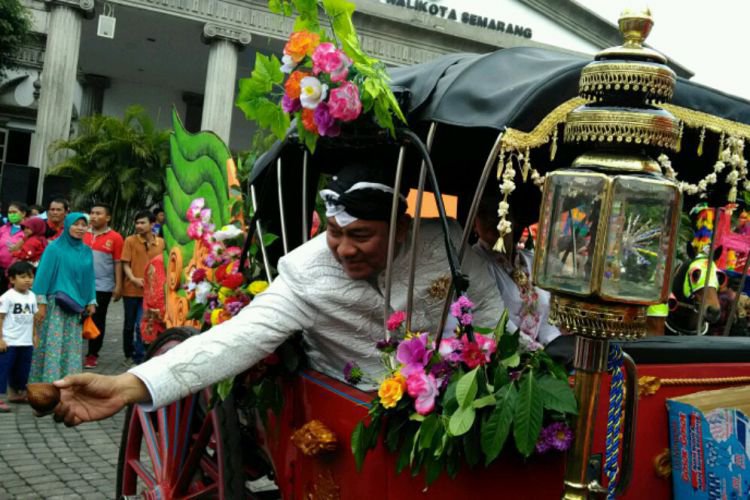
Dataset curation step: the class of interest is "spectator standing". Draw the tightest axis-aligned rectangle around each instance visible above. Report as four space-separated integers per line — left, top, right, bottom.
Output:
12 217 47 265
152 207 165 237
0 202 29 291
0 262 38 412
28 205 44 217
29 212 96 383
121 210 164 364
45 198 69 241
82 203 123 369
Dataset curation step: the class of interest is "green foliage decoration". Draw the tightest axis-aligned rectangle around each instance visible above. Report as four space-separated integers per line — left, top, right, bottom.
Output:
0 0 31 78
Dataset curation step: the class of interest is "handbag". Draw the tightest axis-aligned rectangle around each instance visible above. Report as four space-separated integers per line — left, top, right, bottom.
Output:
54 291 85 315
82 316 100 340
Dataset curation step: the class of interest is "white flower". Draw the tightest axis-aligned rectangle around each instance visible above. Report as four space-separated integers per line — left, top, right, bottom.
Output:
281 54 296 73
195 281 213 305
731 154 742 166
698 180 707 190
497 201 510 218
743 180 750 191
657 153 669 163
720 149 731 162
500 179 516 195
300 76 328 109
714 161 726 172
497 219 512 234
727 170 739 183
705 173 717 184
213 224 243 241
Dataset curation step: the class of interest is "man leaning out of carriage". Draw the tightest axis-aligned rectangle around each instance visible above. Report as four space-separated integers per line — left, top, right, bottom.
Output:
47 163 531 423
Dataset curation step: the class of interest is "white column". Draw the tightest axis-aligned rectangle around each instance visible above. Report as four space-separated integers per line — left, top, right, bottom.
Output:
200 24 251 145
29 0 93 203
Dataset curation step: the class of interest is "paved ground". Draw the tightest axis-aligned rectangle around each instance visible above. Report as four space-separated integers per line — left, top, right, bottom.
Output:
0 302 128 499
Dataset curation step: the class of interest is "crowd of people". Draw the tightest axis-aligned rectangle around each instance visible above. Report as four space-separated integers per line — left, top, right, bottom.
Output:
0 201 165 412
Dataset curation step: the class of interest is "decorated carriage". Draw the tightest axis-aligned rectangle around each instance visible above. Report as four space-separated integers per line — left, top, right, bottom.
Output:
116 4 750 499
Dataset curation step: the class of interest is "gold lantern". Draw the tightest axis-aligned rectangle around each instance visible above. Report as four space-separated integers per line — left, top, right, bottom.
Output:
532 9 683 498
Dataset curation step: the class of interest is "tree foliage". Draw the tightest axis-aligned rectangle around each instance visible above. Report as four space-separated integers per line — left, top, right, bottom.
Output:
0 0 32 78
49 105 170 234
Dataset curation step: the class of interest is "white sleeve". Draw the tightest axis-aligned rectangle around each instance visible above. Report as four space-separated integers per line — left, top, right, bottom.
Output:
462 247 518 333
0 292 10 314
129 274 314 410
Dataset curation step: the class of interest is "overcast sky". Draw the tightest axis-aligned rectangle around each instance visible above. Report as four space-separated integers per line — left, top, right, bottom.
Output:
576 1 750 101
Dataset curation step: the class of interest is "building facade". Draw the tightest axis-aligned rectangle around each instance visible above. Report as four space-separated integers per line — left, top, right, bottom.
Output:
0 0 692 204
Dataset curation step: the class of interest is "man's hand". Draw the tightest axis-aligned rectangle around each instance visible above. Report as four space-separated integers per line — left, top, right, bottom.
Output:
112 286 122 302
86 304 96 316
50 373 151 426
131 277 145 288
0 338 7 352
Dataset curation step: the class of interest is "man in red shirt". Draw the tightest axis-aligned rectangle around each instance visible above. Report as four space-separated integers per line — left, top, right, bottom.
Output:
82 203 124 368
45 198 69 241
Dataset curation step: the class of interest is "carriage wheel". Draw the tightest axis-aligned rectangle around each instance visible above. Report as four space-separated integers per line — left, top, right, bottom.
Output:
116 328 245 499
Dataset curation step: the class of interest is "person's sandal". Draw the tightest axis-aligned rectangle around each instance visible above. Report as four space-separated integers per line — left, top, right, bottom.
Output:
0 400 11 413
8 395 28 404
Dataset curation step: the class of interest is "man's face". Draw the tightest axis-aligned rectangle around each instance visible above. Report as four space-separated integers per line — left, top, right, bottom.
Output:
48 202 66 224
89 206 110 230
326 217 409 280
134 217 152 235
155 211 165 224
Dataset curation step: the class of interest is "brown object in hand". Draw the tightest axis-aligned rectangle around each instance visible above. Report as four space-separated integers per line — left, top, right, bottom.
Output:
291 420 338 457
27 383 61 413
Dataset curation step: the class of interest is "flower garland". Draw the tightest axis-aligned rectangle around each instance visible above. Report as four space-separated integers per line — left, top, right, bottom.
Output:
658 134 750 201
350 297 576 483
236 0 406 152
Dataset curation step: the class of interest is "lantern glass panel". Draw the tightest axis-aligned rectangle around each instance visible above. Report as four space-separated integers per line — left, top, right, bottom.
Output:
600 176 678 303
536 172 606 295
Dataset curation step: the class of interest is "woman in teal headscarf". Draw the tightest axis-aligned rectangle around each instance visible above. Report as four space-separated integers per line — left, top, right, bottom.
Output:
30 212 96 383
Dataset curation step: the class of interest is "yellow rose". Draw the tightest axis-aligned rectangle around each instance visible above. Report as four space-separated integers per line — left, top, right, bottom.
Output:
248 280 269 296
378 374 406 409
210 308 227 326
218 286 233 302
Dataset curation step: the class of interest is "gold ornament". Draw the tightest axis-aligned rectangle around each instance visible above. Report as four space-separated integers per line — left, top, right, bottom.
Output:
291 420 338 457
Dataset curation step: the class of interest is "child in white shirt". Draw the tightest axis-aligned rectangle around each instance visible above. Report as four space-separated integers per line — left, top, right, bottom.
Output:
0 261 38 411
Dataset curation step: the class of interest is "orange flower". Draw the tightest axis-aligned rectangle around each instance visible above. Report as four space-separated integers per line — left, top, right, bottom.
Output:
284 70 308 100
284 31 320 63
378 373 406 409
302 108 318 134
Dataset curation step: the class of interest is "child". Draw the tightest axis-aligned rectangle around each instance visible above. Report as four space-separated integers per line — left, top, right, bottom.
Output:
12 217 47 265
0 261 38 412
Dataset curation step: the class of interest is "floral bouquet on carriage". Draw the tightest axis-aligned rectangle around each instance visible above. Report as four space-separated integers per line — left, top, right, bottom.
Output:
350 296 577 484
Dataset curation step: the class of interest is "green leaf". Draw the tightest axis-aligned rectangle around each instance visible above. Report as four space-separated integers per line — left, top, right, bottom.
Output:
292 0 320 31
463 429 481 468
539 350 570 381
262 233 279 246
396 430 415 474
480 384 518 465
424 455 442 486
494 365 511 390
351 421 366 471
455 367 479 408
216 378 234 400
513 370 544 457
268 0 283 14
538 376 578 415
409 413 425 422
472 394 496 409
186 302 206 321
385 418 407 452
419 414 440 451
498 329 520 360
493 309 509 341
500 352 521 369
448 405 476 437
443 376 459 413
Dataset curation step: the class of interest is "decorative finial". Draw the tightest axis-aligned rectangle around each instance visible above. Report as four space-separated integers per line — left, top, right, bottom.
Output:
618 8 654 49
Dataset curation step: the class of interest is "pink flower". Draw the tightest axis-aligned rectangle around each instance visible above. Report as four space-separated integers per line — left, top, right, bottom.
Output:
450 295 474 318
187 198 205 221
187 220 205 240
396 333 432 377
191 268 207 283
406 372 438 415
312 42 352 82
327 82 362 122
438 338 463 363
313 101 341 137
386 311 406 331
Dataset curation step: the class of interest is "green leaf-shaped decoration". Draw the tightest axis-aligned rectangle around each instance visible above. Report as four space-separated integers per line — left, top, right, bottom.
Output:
538 376 578 415
513 370 544 457
448 405 476 437
165 110 233 270
455 367 479 408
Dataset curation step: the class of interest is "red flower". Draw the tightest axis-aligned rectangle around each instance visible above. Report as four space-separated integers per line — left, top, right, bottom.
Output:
220 273 244 289
302 108 318 134
191 268 207 283
461 341 487 369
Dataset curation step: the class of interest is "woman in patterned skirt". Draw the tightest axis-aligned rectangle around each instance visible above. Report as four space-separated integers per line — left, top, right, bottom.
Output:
30 212 96 383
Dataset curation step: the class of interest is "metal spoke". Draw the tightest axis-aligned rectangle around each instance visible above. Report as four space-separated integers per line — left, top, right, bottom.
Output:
383 145 407 339
127 458 157 489
137 407 164 482
277 158 289 254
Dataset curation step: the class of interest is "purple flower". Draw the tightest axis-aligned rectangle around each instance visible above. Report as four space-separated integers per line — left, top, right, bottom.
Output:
343 361 363 385
438 338 463 363
460 312 473 326
282 94 301 113
396 333 432 376
430 360 454 389
225 301 244 316
450 295 475 321
537 422 574 453
313 101 340 137
376 338 399 352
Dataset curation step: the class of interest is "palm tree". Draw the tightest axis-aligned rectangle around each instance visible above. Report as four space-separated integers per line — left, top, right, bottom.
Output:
49 105 170 234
